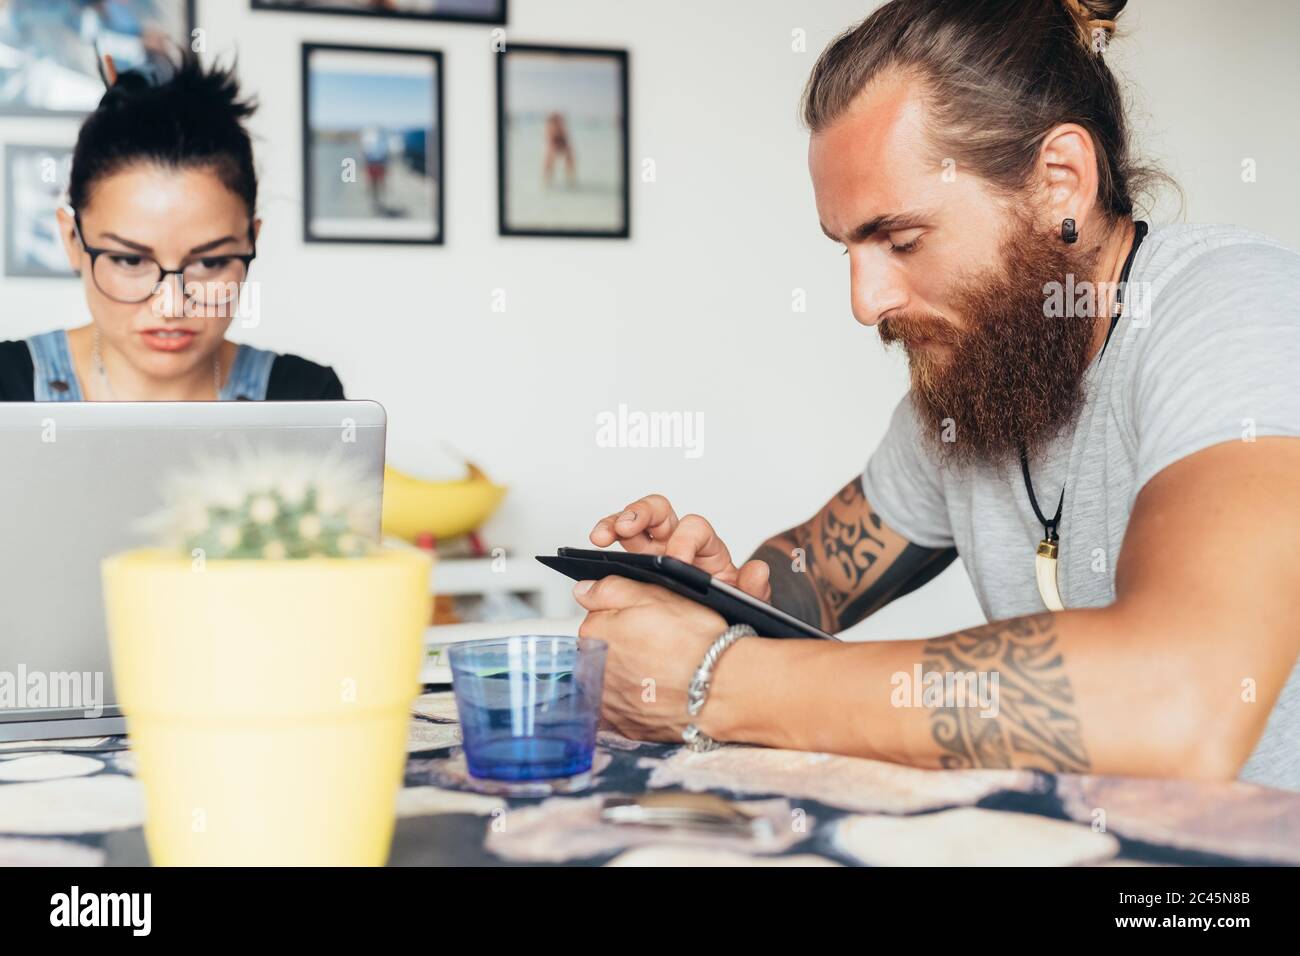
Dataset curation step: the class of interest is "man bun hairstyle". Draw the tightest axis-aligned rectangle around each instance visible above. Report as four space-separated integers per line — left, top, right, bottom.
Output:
1060 0 1126 48
802 0 1168 222
69 49 259 217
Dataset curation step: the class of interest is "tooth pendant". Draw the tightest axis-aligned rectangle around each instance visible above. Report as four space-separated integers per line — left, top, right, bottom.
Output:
1035 538 1065 612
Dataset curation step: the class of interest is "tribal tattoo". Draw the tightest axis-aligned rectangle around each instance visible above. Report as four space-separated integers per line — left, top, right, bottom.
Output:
922 613 1092 774
751 478 956 633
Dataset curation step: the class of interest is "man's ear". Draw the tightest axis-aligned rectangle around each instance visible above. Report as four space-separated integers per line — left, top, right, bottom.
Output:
1036 123 1102 239
55 205 83 276
252 217 262 245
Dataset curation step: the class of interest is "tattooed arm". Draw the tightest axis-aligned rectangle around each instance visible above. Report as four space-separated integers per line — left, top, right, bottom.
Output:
750 476 956 633
919 614 1090 772
587 480 954 635
687 439 1300 779
686 610 1096 773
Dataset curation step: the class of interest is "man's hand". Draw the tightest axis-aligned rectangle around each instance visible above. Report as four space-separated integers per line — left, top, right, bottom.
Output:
573 575 728 742
589 493 772 599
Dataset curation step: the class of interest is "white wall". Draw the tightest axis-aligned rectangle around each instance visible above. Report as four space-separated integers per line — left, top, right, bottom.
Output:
2 0 1297 639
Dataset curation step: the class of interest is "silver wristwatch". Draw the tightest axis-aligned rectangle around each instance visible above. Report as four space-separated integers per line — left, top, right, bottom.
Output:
682 624 756 752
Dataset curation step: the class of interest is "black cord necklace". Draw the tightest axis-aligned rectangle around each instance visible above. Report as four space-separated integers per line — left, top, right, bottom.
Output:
1022 219 1148 610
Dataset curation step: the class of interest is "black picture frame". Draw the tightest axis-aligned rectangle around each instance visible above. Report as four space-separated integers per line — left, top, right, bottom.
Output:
253 0 506 26
496 43 630 240
301 42 446 246
4 144 76 279
0 0 197 117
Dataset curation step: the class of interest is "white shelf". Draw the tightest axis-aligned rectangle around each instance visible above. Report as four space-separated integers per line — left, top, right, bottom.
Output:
431 554 551 592
429 554 576 618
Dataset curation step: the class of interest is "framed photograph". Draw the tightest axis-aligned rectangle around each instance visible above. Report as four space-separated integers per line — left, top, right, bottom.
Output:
253 0 506 26
497 44 630 239
302 43 444 245
0 0 195 116
4 145 75 278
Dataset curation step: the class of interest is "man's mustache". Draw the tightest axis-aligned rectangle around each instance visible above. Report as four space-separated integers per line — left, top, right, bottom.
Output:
878 313 964 348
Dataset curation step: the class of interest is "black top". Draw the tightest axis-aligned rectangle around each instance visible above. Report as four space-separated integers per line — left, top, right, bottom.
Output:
0 340 345 402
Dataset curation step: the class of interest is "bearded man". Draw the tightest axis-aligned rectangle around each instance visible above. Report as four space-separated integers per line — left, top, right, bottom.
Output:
573 0 1300 790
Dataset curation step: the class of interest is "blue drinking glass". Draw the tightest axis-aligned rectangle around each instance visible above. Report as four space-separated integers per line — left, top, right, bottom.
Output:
448 636 608 782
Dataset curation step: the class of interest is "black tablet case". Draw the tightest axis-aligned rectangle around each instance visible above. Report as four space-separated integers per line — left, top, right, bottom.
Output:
536 547 835 640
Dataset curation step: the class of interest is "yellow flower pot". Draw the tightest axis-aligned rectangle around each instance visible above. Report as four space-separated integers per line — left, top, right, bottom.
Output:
100 546 433 866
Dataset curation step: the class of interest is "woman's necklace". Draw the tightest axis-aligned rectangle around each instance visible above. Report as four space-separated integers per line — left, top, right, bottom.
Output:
91 327 223 401
1021 220 1148 612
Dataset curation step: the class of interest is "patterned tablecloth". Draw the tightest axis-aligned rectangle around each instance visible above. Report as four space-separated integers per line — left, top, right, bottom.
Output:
1 690 1297 867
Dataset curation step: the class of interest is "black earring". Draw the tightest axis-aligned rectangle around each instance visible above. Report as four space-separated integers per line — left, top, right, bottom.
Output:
1061 218 1078 244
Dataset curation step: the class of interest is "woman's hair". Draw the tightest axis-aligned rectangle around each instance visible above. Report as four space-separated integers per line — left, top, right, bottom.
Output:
68 49 259 217
801 0 1171 221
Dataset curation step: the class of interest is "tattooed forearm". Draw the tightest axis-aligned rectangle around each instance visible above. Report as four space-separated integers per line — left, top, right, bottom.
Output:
751 478 956 633
836 541 954 625
922 613 1092 774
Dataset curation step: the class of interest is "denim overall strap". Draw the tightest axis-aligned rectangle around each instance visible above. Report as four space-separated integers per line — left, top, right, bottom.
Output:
27 331 274 401
27 330 84 401
220 344 275 401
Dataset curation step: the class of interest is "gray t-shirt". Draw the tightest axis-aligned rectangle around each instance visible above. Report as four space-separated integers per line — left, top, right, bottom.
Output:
861 223 1300 791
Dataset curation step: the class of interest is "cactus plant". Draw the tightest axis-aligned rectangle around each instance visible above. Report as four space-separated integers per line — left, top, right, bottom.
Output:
140 448 379 560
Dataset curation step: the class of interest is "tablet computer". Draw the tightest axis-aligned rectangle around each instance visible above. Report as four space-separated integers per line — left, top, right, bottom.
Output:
536 547 837 641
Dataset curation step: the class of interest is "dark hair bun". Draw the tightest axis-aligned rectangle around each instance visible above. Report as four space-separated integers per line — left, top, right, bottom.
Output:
1065 0 1128 44
69 50 259 215
1078 0 1128 20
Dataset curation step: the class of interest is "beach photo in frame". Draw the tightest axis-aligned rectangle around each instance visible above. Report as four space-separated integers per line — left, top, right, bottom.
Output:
253 0 506 27
0 0 195 116
4 144 76 278
302 43 444 245
497 44 629 239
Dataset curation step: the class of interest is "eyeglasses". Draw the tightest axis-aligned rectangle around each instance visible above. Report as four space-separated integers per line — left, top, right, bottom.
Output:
71 210 257 312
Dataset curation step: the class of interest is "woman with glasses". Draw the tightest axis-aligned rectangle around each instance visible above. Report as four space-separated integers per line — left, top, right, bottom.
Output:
0 51 343 402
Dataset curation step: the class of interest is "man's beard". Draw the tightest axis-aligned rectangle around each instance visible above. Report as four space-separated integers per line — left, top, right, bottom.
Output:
879 216 1102 466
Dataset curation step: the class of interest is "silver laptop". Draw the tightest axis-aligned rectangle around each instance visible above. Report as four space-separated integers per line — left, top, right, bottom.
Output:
0 400 386 742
